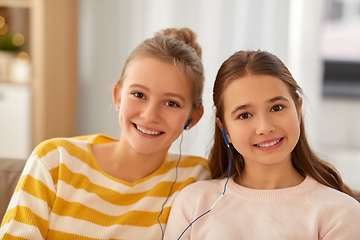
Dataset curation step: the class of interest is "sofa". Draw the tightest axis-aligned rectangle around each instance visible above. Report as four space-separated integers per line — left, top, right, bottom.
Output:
0 158 27 222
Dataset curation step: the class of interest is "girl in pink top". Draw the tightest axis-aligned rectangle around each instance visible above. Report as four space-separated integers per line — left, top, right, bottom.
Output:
164 50 360 240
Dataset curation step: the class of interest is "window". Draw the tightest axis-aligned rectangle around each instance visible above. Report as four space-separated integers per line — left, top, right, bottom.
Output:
322 0 360 98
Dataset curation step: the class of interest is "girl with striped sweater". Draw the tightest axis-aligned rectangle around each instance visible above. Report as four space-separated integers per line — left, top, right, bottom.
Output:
1 27 210 240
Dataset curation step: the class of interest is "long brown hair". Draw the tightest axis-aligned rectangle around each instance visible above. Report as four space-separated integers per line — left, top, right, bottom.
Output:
117 27 204 109
209 50 360 202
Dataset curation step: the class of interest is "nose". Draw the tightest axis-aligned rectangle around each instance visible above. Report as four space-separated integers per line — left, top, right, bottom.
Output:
255 114 275 135
140 101 161 123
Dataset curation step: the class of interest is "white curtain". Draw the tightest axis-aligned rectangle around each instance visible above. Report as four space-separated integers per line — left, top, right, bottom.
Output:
77 0 326 158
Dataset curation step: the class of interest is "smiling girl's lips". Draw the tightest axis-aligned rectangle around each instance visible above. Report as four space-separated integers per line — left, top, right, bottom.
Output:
133 123 164 136
253 137 284 149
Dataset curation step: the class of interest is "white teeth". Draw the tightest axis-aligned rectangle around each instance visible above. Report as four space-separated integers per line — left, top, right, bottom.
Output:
137 126 161 135
257 139 281 148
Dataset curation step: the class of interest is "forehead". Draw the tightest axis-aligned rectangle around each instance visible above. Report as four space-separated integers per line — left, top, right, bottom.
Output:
123 57 190 89
223 74 293 108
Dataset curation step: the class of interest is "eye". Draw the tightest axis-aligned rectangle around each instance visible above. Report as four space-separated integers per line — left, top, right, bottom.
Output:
165 101 180 107
271 105 284 112
132 92 145 99
238 112 252 120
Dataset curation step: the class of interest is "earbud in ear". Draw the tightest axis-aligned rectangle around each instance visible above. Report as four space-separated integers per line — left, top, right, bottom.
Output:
184 118 192 130
222 128 230 146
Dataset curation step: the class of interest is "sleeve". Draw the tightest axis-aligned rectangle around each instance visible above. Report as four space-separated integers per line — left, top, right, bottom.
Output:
0 147 58 240
320 197 360 240
164 184 199 240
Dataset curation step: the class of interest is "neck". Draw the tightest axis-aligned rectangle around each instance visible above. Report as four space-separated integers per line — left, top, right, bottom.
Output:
92 137 168 183
235 159 304 190
119 137 169 179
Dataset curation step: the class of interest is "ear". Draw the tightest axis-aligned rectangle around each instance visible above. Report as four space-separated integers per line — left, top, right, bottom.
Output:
215 117 231 143
186 105 204 130
112 82 121 109
215 117 223 130
297 97 303 124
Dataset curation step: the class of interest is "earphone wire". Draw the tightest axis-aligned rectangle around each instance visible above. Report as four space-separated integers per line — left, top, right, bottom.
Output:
177 141 233 240
223 144 232 194
158 132 184 240
176 209 211 239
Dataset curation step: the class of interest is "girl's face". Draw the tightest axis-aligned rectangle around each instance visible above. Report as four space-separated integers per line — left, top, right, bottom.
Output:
221 74 302 168
114 57 200 156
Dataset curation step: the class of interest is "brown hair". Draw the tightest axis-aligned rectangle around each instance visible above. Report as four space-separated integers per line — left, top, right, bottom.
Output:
117 27 204 109
209 50 360 202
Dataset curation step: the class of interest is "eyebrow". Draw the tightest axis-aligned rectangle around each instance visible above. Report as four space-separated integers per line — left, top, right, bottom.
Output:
230 104 250 116
129 84 186 102
230 96 290 116
269 96 290 103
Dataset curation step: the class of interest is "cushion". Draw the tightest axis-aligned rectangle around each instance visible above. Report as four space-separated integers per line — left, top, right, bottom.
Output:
0 158 26 221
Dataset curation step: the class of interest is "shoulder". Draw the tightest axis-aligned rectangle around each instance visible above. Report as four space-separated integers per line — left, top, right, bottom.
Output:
170 179 223 219
32 137 73 159
175 179 222 201
308 178 360 222
167 154 210 181
309 179 360 209
185 179 221 192
32 134 114 158
168 153 209 170
70 134 117 144
308 179 360 238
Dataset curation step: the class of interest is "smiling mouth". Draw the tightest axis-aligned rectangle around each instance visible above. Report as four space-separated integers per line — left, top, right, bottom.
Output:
135 124 163 136
254 138 283 148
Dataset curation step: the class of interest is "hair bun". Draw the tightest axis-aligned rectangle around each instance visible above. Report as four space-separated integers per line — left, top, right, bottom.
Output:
156 27 202 59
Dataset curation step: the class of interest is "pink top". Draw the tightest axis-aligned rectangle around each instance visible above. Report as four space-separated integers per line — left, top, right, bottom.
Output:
164 176 360 240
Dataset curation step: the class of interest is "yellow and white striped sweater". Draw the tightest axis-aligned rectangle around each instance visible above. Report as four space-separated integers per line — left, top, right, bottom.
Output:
0 134 210 239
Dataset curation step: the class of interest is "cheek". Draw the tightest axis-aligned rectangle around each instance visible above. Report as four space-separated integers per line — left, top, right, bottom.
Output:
118 99 136 121
284 115 301 142
168 113 188 131
227 125 250 150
